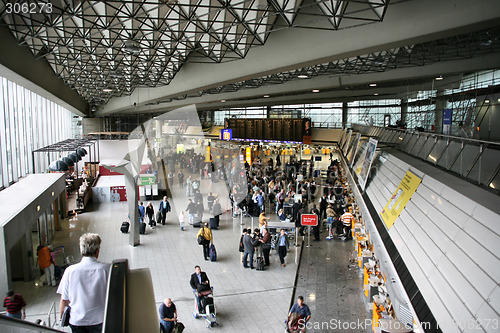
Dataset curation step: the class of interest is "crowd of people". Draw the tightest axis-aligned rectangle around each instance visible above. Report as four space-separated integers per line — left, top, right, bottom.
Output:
7 141 366 331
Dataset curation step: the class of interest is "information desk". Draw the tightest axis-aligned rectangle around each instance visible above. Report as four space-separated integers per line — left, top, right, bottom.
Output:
267 222 297 245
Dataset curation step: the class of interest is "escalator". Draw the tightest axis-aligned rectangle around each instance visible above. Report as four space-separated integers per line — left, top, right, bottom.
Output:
1 259 158 333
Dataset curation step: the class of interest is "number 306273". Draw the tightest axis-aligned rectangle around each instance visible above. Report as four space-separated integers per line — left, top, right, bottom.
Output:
5 2 53 14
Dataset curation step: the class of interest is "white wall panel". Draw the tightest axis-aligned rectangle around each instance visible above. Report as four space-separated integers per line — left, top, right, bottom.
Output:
486 287 500 321
464 217 500 262
422 202 461 240
412 225 444 268
414 184 439 202
435 257 484 316
365 150 500 332
404 201 429 227
433 196 470 229
419 175 446 196
470 205 500 235
427 267 474 327
442 241 496 300
453 230 500 286
408 192 434 217
475 302 499 333
440 186 478 218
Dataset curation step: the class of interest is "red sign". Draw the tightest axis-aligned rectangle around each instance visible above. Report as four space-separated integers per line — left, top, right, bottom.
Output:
301 214 318 226
110 186 127 202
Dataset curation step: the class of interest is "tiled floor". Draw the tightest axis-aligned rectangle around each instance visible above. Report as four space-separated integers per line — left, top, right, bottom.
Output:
14 168 298 332
12 150 369 333
294 237 371 333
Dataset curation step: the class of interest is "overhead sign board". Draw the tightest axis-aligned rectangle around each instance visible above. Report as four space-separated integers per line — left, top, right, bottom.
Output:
138 174 155 186
220 129 233 140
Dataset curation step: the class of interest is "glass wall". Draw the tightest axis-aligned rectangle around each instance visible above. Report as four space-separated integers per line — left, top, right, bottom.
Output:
213 70 500 134
0 76 75 189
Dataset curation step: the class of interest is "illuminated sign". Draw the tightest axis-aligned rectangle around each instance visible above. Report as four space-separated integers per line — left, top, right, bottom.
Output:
245 147 252 165
220 129 233 141
205 146 212 162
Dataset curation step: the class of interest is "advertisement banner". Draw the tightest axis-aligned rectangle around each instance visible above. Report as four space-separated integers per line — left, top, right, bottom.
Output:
349 134 362 168
110 186 127 202
346 132 360 164
356 138 378 191
342 129 352 153
380 171 422 229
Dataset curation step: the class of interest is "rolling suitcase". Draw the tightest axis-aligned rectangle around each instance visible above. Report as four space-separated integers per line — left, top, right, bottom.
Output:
209 244 217 262
139 222 146 235
120 222 130 233
209 217 218 230
256 257 265 271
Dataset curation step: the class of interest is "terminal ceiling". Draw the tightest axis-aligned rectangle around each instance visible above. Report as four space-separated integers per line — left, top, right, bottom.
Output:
0 0 500 116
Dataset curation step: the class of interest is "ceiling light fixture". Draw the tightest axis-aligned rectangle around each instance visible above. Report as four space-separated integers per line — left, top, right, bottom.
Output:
263 95 270 98
435 76 443 80
103 88 113 92
484 100 490 103
123 40 141 54
221 99 226 102
374 93 379 96
312 89 320 93
298 74 308 79
369 83 377 87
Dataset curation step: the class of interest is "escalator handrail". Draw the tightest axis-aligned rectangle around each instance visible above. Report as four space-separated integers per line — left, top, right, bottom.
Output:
0 314 65 332
103 259 128 333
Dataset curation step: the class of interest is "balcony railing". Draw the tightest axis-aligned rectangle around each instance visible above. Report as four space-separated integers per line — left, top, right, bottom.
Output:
351 124 500 192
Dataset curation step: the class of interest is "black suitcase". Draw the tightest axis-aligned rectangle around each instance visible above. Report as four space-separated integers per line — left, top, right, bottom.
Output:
139 222 146 235
209 217 218 230
256 257 265 271
120 222 130 233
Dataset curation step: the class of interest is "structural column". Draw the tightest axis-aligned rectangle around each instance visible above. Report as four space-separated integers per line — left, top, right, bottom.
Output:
342 102 348 128
400 98 408 127
125 175 140 246
434 89 445 133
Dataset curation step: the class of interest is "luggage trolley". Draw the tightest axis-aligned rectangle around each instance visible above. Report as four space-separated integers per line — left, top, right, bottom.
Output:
192 287 218 328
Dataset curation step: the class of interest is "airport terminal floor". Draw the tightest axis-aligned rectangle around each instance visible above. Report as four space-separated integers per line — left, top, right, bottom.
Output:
12 151 370 333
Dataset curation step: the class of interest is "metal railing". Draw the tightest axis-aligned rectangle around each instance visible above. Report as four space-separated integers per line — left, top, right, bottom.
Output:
351 124 500 191
47 302 57 329
0 314 64 332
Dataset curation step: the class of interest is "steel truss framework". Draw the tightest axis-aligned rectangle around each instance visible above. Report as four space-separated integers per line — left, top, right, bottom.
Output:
158 26 500 105
0 0 390 106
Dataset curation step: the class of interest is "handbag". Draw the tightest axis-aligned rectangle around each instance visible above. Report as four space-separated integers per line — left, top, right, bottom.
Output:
197 228 205 245
61 306 71 327
172 321 185 333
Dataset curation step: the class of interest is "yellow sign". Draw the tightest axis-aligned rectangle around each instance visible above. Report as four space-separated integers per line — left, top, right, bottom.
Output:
245 147 252 165
304 149 311 155
205 146 212 162
380 171 422 229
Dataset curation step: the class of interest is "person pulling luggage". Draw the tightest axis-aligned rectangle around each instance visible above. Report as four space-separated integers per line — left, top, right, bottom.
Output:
196 223 213 261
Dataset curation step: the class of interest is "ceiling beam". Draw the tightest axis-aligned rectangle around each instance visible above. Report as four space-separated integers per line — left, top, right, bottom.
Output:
98 0 500 115
0 26 88 116
113 53 500 114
